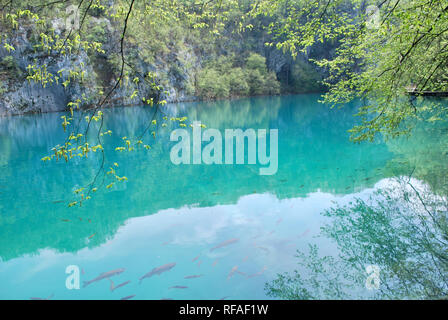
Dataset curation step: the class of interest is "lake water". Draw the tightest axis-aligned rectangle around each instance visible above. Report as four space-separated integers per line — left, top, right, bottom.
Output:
0 94 446 299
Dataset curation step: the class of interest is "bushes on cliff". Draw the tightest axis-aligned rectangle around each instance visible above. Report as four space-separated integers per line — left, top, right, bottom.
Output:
197 68 230 99
245 53 281 96
289 59 325 93
0 56 22 79
263 72 281 95
196 53 280 100
228 68 250 97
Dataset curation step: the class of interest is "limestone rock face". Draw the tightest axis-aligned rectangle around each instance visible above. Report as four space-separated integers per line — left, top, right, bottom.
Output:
0 15 318 116
0 20 199 116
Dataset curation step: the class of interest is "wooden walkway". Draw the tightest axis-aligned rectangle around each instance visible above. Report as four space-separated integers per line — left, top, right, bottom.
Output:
406 90 448 97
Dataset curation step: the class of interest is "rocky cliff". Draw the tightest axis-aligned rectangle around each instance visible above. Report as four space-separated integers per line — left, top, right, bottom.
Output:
0 5 326 116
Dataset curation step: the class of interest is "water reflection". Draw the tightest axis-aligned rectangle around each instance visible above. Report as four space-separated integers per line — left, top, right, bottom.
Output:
264 104 448 300
266 177 448 299
0 94 445 299
0 95 400 262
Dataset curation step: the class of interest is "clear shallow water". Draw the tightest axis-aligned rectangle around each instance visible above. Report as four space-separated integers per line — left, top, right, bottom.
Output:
0 94 446 299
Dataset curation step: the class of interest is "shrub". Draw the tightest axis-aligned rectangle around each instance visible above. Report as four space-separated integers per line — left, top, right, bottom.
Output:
0 56 16 69
246 53 267 75
196 52 281 99
197 68 229 99
0 80 7 95
263 71 281 95
0 56 21 78
246 69 265 95
214 55 235 74
227 68 249 97
290 59 325 93
86 22 108 45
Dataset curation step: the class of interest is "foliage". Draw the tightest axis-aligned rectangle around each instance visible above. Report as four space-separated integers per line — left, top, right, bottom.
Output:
0 80 6 95
1 0 447 204
228 67 250 96
252 0 448 141
289 59 325 93
0 55 22 78
197 53 280 99
266 178 448 299
197 68 230 99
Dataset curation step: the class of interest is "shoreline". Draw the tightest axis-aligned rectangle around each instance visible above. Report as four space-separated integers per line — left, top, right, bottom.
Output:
0 92 325 118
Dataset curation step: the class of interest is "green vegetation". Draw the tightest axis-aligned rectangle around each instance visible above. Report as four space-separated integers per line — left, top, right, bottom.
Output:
0 1 447 300
288 59 325 93
0 97 399 261
2 1 445 140
197 54 280 99
0 0 447 202
0 80 6 95
265 110 448 300
252 0 448 141
266 182 448 299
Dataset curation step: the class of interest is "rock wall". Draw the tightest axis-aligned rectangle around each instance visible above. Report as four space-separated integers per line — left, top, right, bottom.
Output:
0 20 200 116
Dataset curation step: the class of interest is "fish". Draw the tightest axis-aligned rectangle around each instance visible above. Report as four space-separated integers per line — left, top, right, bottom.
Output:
109 278 114 291
242 255 249 262
247 266 267 278
276 218 283 225
192 255 200 262
120 295 135 300
83 268 125 288
184 274 204 279
256 246 270 253
210 238 239 252
88 233 96 239
30 294 53 300
197 260 203 267
162 241 171 246
299 185 304 188
61 219 70 222
139 263 176 284
227 266 239 280
52 200 65 204
170 285 188 289
298 229 310 238
114 280 131 291
212 260 218 267
109 279 131 292
236 270 247 276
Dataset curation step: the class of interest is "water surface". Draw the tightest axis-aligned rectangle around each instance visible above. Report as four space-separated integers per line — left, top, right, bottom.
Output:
0 94 446 299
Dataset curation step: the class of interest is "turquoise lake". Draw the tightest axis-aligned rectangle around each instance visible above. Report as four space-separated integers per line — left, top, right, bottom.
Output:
0 94 447 299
